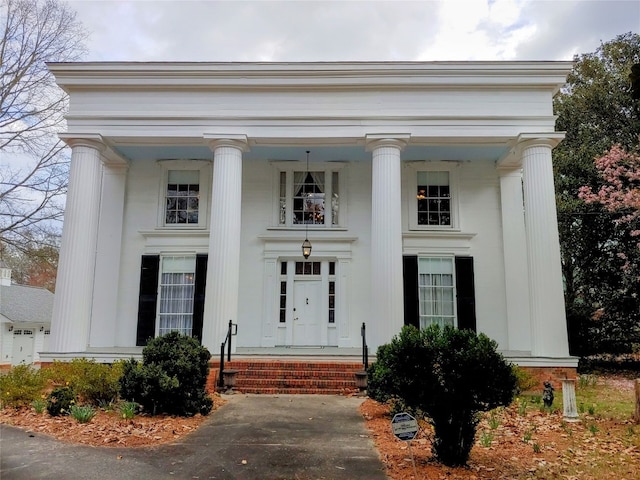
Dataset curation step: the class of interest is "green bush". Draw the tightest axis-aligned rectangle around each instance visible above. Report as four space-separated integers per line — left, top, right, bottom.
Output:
46 386 76 416
513 365 538 393
44 359 122 406
0 364 46 408
119 331 213 416
367 325 517 467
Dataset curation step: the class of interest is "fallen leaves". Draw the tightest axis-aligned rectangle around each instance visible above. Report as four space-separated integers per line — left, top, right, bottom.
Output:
0 395 224 448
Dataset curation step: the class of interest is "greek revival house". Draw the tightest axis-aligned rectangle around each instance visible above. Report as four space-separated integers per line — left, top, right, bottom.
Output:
43 61 575 372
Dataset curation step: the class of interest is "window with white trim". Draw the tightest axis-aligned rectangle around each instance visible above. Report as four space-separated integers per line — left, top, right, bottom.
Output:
157 255 195 336
418 257 456 328
158 160 210 228
275 163 343 227
406 163 459 230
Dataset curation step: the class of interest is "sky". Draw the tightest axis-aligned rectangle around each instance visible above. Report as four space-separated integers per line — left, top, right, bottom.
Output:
65 0 640 63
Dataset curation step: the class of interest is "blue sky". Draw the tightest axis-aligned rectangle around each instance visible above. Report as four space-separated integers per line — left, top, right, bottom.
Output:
66 0 640 62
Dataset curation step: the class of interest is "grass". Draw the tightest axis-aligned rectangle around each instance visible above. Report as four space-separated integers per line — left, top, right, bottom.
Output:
508 376 640 479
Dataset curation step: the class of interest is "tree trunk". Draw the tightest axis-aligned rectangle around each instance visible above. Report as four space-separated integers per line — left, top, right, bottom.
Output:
634 379 640 424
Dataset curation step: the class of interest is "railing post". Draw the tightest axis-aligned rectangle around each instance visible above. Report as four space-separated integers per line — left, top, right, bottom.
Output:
361 322 369 370
227 319 233 362
218 342 225 389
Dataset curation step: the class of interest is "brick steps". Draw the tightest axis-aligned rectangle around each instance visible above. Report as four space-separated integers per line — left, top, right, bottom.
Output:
217 360 366 395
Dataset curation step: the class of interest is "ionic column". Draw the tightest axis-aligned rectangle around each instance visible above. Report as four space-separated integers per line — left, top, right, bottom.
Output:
366 135 408 350
521 138 569 357
201 136 249 352
498 167 532 353
50 139 104 353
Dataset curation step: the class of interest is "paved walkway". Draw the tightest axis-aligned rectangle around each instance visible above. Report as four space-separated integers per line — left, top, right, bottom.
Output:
0 394 388 480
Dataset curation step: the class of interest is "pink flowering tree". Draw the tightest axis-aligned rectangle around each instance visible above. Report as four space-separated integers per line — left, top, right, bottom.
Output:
579 145 640 244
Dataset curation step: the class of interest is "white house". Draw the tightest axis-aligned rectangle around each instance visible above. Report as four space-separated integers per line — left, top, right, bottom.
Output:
0 266 53 367
43 62 576 372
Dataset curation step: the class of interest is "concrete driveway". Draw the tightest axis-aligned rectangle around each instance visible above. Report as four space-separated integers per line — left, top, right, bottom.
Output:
0 394 388 480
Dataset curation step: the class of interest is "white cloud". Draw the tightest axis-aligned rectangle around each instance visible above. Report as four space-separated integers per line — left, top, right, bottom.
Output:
66 0 640 61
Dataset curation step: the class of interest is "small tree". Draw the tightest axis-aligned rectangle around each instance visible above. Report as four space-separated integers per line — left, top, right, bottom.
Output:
119 332 213 417
368 325 517 467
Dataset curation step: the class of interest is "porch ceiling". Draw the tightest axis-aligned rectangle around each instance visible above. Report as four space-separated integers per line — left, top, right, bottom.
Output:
113 144 511 163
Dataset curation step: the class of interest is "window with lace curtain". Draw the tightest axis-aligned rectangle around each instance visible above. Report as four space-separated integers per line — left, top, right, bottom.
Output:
157 255 195 336
276 165 342 227
418 257 456 329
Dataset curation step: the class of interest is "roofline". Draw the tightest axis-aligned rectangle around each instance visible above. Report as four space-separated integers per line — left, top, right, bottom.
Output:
47 60 572 94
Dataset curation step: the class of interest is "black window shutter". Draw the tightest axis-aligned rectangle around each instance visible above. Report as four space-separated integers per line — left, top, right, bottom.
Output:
402 256 419 328
136 255 160 346
192 254 208 343
455 256 476 332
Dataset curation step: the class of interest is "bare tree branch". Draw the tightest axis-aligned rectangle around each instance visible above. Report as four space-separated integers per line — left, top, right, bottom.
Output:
0 0 86 250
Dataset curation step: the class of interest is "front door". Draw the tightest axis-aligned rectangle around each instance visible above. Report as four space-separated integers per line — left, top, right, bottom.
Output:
293 280 322 346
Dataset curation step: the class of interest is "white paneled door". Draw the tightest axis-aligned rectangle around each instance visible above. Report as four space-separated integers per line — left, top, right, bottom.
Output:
293 280 322 346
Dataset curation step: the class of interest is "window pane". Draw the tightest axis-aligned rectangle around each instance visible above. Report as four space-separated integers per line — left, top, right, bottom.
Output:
166 171 200 225
158 256 196 336
418 257 455 328
417 171 451 226
332 172 339 225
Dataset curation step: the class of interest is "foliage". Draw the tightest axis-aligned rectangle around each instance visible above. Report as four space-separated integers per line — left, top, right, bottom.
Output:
0 238 58 291
368 325 517 467
578 353 640 375
46 386 75 416
119 401 139 419
553 32 640 355
0 0 86 249
69 404 96 423
512 365 538 393
119 332 213 417
32 398 46 413
44 359 122 406
0 364 46 408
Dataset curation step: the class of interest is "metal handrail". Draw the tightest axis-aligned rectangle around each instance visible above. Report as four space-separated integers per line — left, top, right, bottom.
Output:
218 320 238 389
361 322 369 370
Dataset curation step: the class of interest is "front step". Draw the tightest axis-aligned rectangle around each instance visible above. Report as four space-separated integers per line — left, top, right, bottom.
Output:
216 360 366 395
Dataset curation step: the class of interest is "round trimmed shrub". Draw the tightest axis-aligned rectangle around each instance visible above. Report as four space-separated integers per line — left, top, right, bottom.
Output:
119 332 213 416
368 324 517 467
46 386 76 416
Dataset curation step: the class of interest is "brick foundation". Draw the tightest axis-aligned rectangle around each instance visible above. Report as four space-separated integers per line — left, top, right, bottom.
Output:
520 366 577 390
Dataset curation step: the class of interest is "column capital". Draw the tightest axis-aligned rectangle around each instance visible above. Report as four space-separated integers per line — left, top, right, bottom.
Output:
204 134 250 153
364 134 411 152
59 134 129 166
498 132 565 168
59 133 106 152
516 132 565 151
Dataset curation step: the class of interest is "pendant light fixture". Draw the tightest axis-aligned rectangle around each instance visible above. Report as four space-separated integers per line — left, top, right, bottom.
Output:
302 150 312 259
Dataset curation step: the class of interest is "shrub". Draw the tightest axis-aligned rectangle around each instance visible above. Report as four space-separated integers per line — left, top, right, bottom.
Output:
69 404 96 423
44 359 122 406
512 365 538 393
0 364 46 408
46 386 76 416
119 331 213 416
367 325 517 467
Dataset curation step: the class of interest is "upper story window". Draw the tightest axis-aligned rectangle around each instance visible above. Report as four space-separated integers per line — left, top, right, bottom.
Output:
166 170 199 224
417 171 450 226
157 160 211 229
275 162 344 228
406 162 459 230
